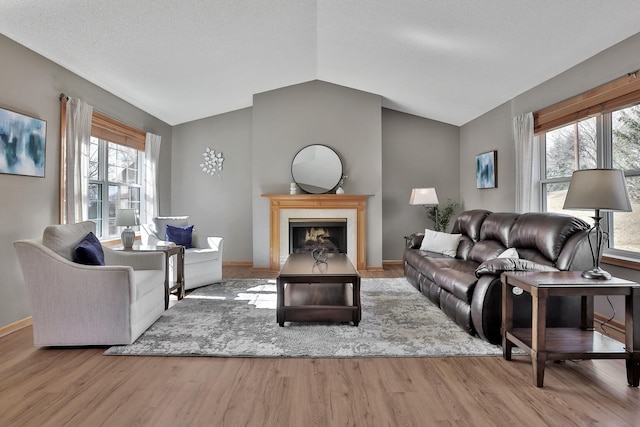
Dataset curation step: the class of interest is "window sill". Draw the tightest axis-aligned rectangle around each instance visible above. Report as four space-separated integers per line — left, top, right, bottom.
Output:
602 255 640 271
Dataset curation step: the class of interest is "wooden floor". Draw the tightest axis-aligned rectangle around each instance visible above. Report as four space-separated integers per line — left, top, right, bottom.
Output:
1 264 639 426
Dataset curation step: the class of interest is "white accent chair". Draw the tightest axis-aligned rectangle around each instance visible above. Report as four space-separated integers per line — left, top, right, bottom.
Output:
141 216 223 290
13 221 166 346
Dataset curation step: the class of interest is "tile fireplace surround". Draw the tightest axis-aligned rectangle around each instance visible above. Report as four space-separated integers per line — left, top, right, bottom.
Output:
262 194 369 271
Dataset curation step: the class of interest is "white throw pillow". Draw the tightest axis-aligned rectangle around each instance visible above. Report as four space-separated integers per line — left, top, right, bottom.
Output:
498 247 519 259
419 229 462 257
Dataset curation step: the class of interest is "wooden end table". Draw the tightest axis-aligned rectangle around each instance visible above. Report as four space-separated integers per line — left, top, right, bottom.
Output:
501 271 640 387
277 253 361 326
119 244 185 309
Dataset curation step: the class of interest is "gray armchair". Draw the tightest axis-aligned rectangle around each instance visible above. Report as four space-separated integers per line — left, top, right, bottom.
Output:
14 221 165 346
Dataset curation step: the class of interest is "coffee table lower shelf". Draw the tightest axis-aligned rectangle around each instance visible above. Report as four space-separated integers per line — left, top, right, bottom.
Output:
280 305 359 324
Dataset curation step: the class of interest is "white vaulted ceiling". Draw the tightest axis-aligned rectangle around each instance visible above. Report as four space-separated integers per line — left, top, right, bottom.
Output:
1 1 639 126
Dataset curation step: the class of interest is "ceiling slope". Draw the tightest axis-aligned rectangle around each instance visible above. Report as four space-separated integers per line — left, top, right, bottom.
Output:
1 0 639 126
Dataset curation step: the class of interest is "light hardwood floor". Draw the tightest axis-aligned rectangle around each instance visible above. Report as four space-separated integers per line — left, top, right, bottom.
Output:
1 264 639 426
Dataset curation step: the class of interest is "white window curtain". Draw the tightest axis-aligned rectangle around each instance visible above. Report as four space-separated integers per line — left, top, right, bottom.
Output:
143 132 162 224
513 112 540 213
64 98 93 223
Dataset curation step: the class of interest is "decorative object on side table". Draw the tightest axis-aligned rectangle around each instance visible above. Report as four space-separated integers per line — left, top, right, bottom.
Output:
336 174 348 194
290 182 297 194
115 208 138 249
409 188 459 232
563 168 632 280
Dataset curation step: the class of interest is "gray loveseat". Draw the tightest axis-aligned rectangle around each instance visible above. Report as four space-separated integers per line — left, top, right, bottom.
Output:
403 209 594 344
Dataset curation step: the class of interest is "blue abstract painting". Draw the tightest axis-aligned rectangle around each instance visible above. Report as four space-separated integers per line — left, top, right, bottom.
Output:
0 107 46 177
476 151 497 189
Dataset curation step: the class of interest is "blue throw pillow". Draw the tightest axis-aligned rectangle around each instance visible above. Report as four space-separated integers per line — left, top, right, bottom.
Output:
165 224 194 249
72 232 105 266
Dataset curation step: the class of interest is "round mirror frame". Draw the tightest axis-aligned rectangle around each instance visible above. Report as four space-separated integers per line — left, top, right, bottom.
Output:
291 144 343 194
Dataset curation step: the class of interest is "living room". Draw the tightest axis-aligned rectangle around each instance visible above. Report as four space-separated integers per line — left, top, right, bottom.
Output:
2 2 640 425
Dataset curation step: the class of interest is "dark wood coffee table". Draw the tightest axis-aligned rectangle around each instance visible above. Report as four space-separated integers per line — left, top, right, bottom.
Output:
277 253 361 326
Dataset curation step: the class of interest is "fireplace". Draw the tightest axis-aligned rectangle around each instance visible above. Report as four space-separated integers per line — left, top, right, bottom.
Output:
263 194 369 270
289 218 347 254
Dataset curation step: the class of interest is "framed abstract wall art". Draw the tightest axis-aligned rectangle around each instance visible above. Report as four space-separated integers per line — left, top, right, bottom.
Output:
476 150 497 189
0 107 47 177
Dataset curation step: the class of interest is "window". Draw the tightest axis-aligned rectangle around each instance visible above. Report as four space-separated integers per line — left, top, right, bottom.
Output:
87 136 144 238
540 105 640 255
59 96 148 238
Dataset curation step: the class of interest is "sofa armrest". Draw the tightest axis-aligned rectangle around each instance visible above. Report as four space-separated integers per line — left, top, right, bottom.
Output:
193 234 224 253
103 246 165 271
404 233 424 249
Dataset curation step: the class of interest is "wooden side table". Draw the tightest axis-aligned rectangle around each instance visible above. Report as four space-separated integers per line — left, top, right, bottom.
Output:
501 271 640 387
119 244 185 309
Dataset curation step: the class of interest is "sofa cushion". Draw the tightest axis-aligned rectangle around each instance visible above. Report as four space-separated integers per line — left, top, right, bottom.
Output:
43 221 96 261
474 258 559 277
151 216 189 240
165 224 194 249
451 209 491 242
419 229 461 257
467 240 505 263
404 249 468 281
479 212 519 247
72 232 105 266
508 213 589 263
432 268 478 303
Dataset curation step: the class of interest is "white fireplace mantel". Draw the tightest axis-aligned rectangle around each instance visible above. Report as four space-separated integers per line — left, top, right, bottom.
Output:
262 194 370 271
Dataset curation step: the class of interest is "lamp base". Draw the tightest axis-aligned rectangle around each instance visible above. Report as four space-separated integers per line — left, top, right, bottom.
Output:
581 267 612 280
121 227 135 249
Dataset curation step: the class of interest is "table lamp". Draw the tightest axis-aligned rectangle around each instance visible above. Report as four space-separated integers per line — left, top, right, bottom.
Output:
563 169 632 280
410 187 439 226
115 208 138 249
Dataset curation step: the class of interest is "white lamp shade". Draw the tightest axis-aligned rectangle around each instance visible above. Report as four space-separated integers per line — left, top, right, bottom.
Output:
115 209 138 227
410 188 439 206
563 169 632 212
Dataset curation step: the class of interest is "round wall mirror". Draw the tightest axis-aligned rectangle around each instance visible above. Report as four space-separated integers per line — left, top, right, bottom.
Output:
291 144 343 194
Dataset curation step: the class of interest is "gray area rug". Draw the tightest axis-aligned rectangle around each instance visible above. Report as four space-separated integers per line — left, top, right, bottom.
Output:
105 278 504 358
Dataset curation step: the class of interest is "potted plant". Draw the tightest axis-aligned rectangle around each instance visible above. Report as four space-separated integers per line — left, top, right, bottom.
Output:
425 199 459 232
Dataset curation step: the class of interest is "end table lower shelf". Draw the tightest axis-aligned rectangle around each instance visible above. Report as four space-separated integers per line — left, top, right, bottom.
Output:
501 271 640 388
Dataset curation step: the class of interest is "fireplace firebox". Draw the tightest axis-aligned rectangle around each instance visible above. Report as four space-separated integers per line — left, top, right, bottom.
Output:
289 218 347 254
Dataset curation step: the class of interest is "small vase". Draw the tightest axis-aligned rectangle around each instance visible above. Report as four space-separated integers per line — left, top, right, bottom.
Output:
336 187 344 194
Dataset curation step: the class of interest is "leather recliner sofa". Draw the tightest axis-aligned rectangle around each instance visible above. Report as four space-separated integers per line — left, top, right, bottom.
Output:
403 209 594 344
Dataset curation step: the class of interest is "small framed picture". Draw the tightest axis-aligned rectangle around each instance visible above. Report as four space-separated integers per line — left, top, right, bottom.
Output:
0 106 47 177
476 150 497 189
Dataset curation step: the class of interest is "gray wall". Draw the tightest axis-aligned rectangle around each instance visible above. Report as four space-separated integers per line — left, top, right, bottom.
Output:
459 32 640 322
459 102 514 212
251 81 383 268
171 87 462 267
171 108 253 262
382 108 460 260
0 34 172 328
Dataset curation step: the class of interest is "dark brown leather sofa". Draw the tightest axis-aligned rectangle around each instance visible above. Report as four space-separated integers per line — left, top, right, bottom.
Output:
403 209 594 344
